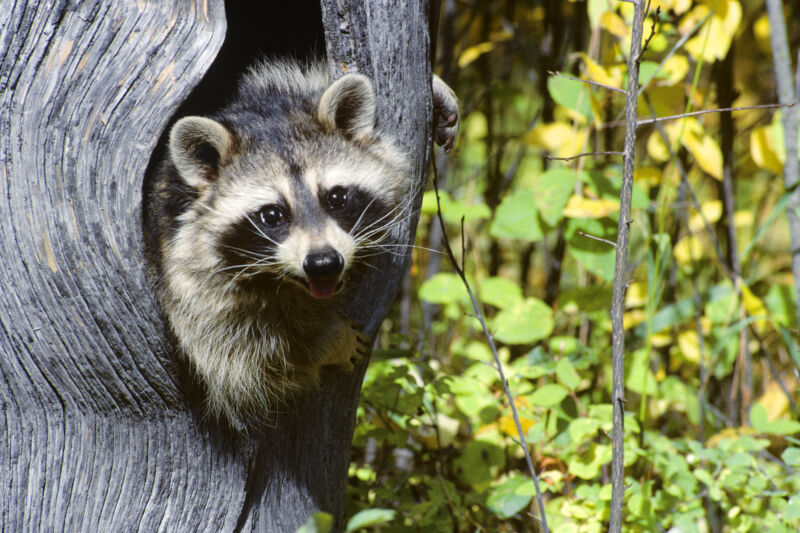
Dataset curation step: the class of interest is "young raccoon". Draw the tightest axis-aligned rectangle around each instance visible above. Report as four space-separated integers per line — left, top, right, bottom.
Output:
144 60 458 429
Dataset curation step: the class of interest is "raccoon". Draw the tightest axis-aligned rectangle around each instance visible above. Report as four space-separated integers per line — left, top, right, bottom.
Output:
143 59 458 429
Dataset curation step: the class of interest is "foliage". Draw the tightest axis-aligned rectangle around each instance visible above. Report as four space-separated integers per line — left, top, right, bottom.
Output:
343 0 800 531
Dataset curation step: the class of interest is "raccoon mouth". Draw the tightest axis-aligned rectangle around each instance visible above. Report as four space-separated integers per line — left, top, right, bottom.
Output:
306 276 343 299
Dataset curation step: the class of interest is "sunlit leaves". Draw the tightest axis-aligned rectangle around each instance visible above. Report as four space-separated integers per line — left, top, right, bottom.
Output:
494 297 554 344
525 122 589 159
486 475 535 519
547 74 594 121
683 0 742 62
479 276 523 309
562 195 620 218
345 509 396 532
489 189 545 242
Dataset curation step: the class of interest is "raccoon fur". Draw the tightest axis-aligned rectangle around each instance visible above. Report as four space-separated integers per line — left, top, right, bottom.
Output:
143 59 458 429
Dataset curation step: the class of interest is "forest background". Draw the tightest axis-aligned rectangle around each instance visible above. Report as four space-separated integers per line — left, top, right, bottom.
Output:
334 0 800 531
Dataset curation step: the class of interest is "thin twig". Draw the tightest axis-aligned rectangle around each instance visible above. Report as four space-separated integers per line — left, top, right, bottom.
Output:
546 70 625 94
577 231 617 248
545 151 623 161
635 103 791 126
609 1 648 531
432 163 550 533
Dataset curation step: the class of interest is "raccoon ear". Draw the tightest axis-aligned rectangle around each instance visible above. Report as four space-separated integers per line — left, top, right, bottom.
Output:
318 74 377 141
169 116 233 189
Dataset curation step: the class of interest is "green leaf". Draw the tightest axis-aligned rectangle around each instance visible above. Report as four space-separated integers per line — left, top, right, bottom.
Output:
626 349 658 395
751 403 800 435
494 297 554 344
489 189 544 242
568 417 601 442
556 357 580 390
486 475 535 519
529 384 569 407
418 273 466 305
454 439 506 486
345 509 396 532
568 444 611 479
480 276 523 310
565 218 617 281
534 168 582 226
296 512 334 533
547 74 593 120
781 447 800 466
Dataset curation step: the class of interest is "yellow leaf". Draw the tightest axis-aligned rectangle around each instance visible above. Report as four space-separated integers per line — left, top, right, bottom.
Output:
458 42 495 69
706 426 757 447
578 53 622 90
750 125 784 174
753 14 771 53
625 281 649 308
674 235 704 265
635 166 663 185
688 200 723 233
647 131 671 162
756 379 797 422
740 283 768 333
651 332 671 347
661 55 689 85
684 1 742 62
601 11 629 38
525 122 589 158
677 329 701 363
562 195 620 218
499 413 534 437
733 210 753 228
623 309 647 330
684 132 723 180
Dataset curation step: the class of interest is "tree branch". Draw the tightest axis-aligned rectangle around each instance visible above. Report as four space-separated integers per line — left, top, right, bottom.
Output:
765 0 800 329
609 1 647 530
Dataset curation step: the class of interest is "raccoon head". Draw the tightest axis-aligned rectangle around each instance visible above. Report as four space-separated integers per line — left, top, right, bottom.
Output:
166 73 409 302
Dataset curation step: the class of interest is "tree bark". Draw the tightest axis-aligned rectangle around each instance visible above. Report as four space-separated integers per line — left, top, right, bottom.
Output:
1 1 434 531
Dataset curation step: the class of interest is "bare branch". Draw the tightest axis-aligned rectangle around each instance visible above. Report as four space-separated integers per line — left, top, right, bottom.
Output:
635 103 791 126
546 70 625 95
609 1 647 530
766 0 800 329
545 151 623 161
577 231 617 248
432 164 550 533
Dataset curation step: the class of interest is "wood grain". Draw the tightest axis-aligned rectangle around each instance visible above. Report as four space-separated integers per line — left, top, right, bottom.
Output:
1 1 434 530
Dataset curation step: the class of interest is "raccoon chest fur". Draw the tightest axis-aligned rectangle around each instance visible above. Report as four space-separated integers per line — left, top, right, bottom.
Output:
144 60 412 429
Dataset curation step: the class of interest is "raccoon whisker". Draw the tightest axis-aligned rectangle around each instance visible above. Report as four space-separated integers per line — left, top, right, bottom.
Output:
361 243 445 255
348 196 380 237
350 195 411 238
244 216 281 246
352 205 410 243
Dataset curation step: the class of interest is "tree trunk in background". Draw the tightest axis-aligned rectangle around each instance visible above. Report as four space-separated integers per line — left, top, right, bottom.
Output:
0 1 434 531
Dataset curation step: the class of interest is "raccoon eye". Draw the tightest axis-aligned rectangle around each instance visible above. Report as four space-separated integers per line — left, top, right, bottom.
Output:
258 205 286 227
327 186 348 210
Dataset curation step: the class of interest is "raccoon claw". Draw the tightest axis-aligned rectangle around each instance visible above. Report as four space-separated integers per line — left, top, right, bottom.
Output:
432 75 459 153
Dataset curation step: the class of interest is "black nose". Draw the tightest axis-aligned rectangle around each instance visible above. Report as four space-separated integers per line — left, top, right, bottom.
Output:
303 249 344 278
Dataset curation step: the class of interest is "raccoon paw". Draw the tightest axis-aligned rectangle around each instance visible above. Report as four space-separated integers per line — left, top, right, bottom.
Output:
432 75 460 153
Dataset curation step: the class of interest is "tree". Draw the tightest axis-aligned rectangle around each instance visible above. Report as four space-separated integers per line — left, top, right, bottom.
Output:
0 1 437 530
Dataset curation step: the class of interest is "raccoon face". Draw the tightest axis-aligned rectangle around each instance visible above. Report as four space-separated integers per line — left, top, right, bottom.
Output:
166 73 408 301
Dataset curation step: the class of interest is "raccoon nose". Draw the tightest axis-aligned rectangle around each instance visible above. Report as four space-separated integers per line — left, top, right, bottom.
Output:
303 249 344 279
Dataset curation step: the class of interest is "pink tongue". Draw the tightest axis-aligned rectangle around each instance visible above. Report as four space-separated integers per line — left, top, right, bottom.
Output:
308 277 338 299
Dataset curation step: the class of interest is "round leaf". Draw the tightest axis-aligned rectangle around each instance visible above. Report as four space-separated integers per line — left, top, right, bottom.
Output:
494 297 554 344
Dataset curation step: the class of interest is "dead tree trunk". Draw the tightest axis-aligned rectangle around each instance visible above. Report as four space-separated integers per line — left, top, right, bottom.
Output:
0 1 435 531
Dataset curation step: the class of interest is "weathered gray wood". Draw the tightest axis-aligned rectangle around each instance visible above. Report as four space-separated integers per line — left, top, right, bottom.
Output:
1 0 435 531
